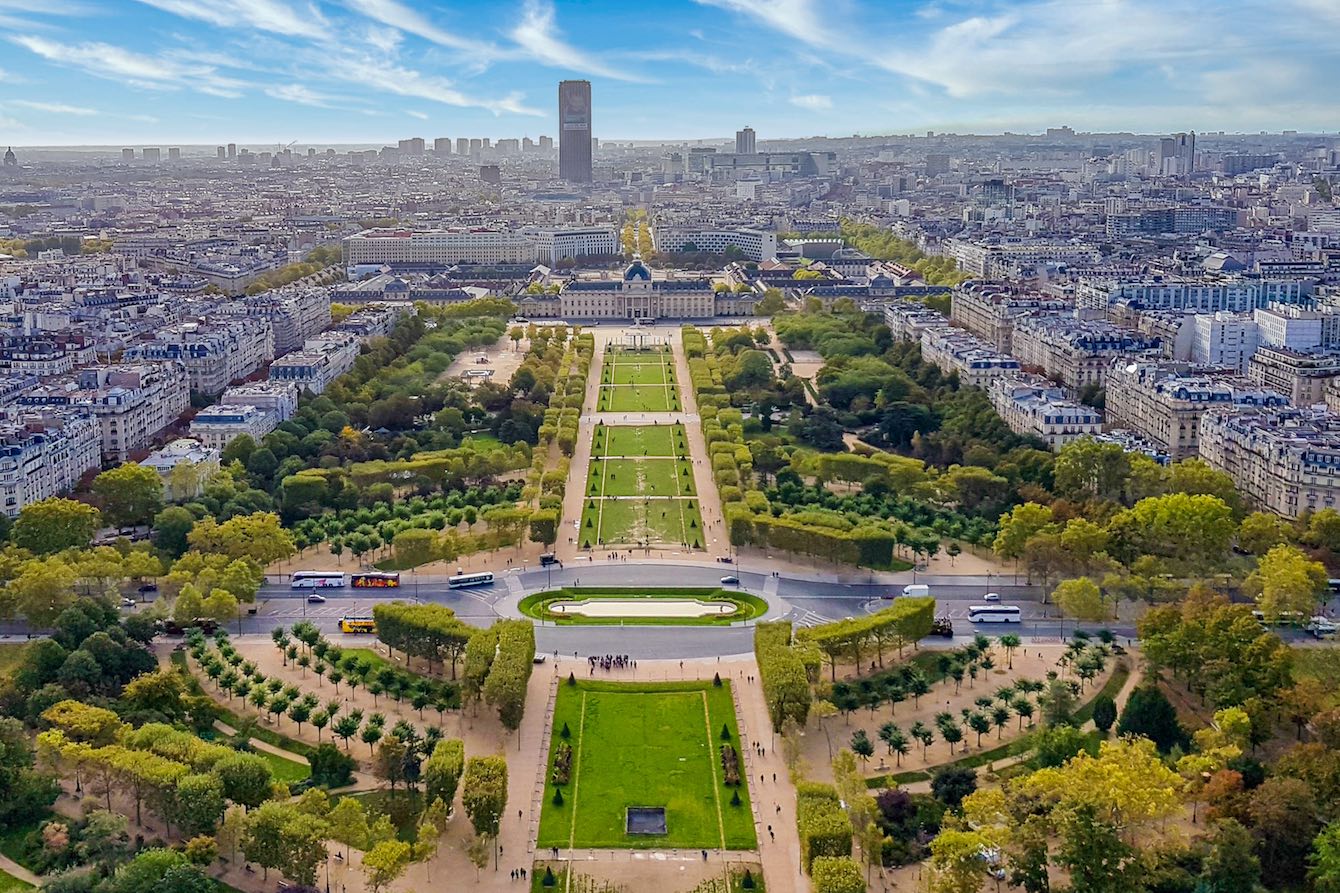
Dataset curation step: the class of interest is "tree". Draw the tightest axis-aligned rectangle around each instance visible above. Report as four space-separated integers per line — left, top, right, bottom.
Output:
809 856 865 893
1054 803 1133 893
172 773 225 837
424 739 465 813
214 752 273 809
1246 544 1329 621
1237 511 1295 556
992 502 1054 560
187 512 296 566
1117 685 1188 753
1250 776 1319 887
13 498 101 554
930 765 977 810
1091 694 1117 733
1038 678 1077 727
241 801 329 886
92 464 164 528
927 827 994 893
1053 577 1107 623
462 755 507 854
363 839 412 893
1053 437 1131 503
327 796 368 859
1201 818 1263 893
1311 820 1340 893
153 506 197 557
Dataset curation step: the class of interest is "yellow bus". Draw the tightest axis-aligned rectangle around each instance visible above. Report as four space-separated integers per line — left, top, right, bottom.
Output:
339 616 377 634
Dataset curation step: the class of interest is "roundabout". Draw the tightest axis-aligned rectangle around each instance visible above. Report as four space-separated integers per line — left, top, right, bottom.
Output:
517 586 769 625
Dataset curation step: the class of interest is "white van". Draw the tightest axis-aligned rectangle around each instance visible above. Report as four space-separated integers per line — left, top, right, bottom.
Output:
901 584 930 598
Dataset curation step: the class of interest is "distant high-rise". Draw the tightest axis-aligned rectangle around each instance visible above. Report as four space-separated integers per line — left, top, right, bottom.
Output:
143 147 161 163
469 138 482 155
480 164 501 184
539 135 553 151
456 137 468 156
168 147 181 161
121 148 135 162
434 137 452 154
735 126 756 155
1159 132 1196 177
216 146 226 159
227 143 236 158
558 80 592 184
399 137 425 155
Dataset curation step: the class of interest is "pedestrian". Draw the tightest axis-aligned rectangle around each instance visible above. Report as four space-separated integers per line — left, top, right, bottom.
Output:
773 772 776 782
776 803 781 814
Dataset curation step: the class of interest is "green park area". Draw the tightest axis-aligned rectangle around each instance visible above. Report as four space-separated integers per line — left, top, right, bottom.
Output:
517 587 768 626
537 680 757 850
581 424 704 547
597 347 679 413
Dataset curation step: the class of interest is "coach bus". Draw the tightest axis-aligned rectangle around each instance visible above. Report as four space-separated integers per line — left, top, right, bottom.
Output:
447 571 495 589
291 571 346 589
967 604 1022 624
351 572 401 589
339 616 377 634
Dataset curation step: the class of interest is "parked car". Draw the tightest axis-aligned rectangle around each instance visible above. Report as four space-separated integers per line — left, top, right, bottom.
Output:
901 584 930 598
138 583 158 594
307 594 327 604
983 592 1001 602
720 575 740 586
119 597 136 608
930 616 954 637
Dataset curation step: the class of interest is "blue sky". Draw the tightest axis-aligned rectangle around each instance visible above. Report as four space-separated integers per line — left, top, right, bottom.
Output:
1 0 1338 146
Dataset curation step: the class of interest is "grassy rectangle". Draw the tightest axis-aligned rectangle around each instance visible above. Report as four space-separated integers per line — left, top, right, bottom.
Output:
590 458 682 497
256 748 311 784
599 424 682 458
537 681 756 850
596 499 639 544
598 385 676 413
608 359 671 387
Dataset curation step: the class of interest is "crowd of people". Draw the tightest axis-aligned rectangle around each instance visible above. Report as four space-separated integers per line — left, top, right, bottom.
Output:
589 653 636 673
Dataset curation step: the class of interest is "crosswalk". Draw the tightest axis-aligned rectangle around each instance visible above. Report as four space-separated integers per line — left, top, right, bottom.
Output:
789 609 826 628
266 603 380 619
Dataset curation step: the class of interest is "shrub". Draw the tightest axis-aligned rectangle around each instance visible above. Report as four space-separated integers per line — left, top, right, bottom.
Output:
552 743 573 786
720 723 731 741
721 744 741 786
308 743 355 788
796 782 851 872
552 787 564 807
731 789 742 807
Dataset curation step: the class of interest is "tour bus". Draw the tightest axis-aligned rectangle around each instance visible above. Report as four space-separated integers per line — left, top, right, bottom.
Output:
968 604 1022 623
447 571 495 589
290 571 346 589
351 572 401 589
339 616 377 635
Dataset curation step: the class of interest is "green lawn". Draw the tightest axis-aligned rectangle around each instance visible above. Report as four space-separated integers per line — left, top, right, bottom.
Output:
537 680 756 850
256 747 311 784
518 587 768 626
334 790 424 842
0 869 33 892
580 497 704 547
606 358 673 387
0 644 29 679
588 459 691 497
0 813 46 873
597 424 685 458
598 384 677 413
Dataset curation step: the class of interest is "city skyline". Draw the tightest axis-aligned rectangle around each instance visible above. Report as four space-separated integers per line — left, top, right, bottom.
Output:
0 0 1337 146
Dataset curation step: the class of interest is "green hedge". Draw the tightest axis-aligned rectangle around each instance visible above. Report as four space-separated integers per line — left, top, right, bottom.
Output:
796 782 851 872
754 623 812 730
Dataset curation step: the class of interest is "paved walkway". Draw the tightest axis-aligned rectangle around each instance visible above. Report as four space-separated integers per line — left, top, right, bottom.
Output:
0 851 41 887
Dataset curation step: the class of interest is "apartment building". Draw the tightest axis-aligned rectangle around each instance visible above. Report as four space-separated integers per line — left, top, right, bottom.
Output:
1081 278 1311 313
1247 346 1340 405
344 228 537 276
124 316 274 395
651 227 779 262
140 438 220 499
190 404 278 450
883 302 952 343
267 334 360 395
919 328 1022 388
950 281 1071 352
1010 317 1161 390
0 335 98 377
987 375 1103 449
232 288 332 354
1199 407 1340 517
18 362 191 463
943 239 1101 279
0 408 102 515
1191 312 1259 373
523 227 619 262
1104 360 1289 461
220 381 299 422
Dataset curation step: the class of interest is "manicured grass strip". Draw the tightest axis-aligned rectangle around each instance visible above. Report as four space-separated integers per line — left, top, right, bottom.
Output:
518 587 767 626
1072 662 1130 725
0 813 48 873
256 748 311 784
537 680 756 850
600 424 685 458
0 644 29 678
0 869 33 892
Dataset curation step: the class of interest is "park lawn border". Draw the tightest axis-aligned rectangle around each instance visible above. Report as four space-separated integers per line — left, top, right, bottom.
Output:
518 587 768 626
0 868 33 893
537 679 757 851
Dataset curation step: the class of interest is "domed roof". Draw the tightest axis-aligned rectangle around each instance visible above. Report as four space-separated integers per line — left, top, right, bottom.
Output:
623 255 651 281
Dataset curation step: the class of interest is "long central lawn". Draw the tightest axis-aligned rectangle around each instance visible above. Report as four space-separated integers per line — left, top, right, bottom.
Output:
599 384 676 413
537 680 757 850
598 424 685 458
588 458 694 497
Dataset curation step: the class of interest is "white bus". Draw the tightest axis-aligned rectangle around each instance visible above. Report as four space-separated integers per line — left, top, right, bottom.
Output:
447 571 495 589
290 571 347 590
968 604 1022 623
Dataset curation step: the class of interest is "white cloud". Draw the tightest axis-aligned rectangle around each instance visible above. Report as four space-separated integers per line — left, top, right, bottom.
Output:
694 0 831 46
11 34 248 96
6 99 98 115
406 110 429 120
313 45 541 115
132 0 328 39
264 83 335 107
510 0 643 81
790 93 832 110
344 0 484 53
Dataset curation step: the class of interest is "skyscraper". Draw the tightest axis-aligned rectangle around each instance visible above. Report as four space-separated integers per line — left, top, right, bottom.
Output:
558 80 592 184
735 126 756 155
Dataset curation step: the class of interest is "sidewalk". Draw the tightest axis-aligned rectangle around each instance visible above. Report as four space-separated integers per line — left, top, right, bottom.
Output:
0 852 41 887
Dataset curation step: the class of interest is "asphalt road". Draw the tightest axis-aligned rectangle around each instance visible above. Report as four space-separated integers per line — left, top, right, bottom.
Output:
210 563 1130 657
